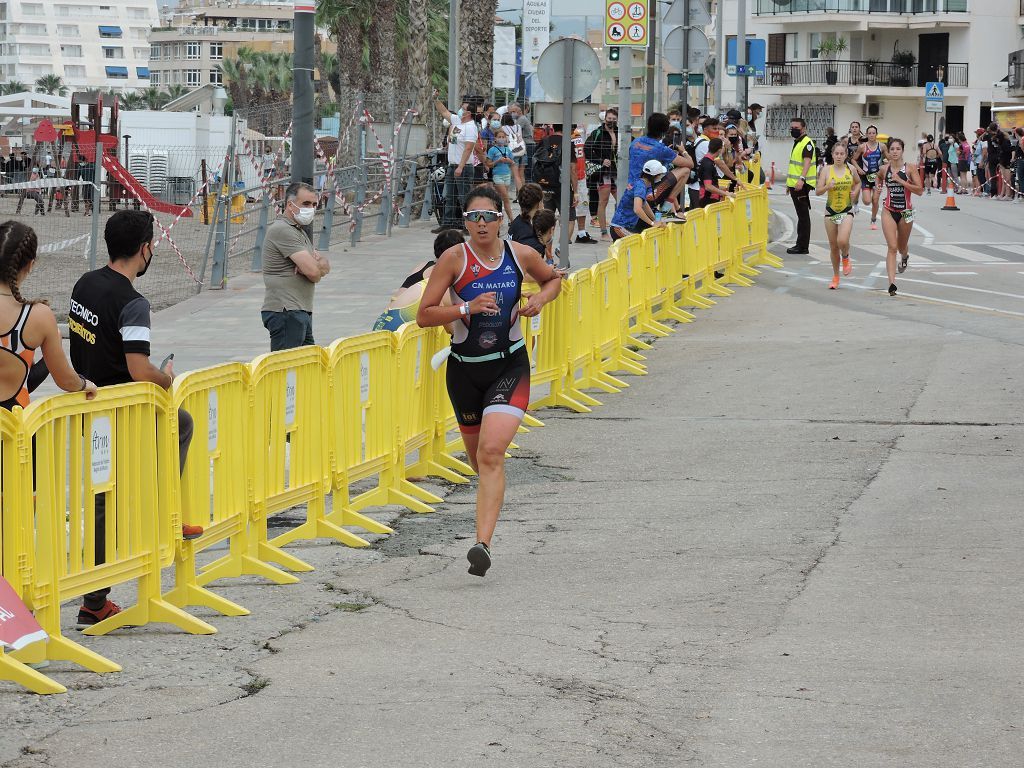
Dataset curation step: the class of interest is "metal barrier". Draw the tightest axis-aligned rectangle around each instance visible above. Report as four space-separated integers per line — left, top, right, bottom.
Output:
168 363 291 617
1 188 776 694
20 385 215 665
248 347 335 566
326 333 418 537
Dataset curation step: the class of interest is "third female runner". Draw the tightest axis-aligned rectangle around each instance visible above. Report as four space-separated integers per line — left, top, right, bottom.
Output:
878 138 923 296
853 124 887 230
417 184 564 577
815 138 861 289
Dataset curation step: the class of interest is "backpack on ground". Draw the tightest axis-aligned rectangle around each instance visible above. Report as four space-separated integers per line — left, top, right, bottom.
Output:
533 138 562 187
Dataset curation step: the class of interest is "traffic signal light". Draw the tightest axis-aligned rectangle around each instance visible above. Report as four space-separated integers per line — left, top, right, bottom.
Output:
609 46 620 62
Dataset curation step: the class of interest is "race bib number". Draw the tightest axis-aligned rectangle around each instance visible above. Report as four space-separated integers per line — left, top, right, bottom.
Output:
829 213 846 225
902 209 916 223
866 172 877 184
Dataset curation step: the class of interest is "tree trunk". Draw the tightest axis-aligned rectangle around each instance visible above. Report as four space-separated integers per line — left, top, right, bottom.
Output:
408 0 430 123
313 34 330 106
458 0 497 101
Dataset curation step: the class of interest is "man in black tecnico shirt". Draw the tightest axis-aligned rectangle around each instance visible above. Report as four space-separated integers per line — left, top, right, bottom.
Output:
69 209 202 629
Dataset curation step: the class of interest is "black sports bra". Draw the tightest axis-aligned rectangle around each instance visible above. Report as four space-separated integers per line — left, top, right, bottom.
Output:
400 261 435 289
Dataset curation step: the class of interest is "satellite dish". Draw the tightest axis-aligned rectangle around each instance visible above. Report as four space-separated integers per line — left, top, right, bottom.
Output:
536 38 602 103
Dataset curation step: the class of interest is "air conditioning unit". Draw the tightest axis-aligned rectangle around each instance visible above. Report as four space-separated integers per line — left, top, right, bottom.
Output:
863 100 884 119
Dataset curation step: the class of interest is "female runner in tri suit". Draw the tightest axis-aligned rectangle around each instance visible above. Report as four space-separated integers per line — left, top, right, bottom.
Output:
372 229 464 331
878 138 923 296
853 125 887 230
815 139 861 289
0 220 96 410
417 185 563 577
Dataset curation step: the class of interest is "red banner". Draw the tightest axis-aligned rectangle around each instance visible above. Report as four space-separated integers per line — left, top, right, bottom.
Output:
0 577 47 651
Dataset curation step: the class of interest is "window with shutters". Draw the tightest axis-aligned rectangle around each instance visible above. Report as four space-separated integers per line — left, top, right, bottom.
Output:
768 34 785 64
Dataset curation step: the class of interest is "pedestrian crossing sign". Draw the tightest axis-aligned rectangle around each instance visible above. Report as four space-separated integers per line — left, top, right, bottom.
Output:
924 81 944 113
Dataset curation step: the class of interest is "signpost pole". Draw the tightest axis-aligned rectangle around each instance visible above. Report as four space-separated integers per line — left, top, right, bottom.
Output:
645 0 656 119
617 50 632 193
559 42 574 268
713 0 723 114
736 0 747 111
681 0 690 109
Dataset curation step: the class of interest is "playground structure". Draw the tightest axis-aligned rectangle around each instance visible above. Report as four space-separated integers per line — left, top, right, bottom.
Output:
68 92 191 218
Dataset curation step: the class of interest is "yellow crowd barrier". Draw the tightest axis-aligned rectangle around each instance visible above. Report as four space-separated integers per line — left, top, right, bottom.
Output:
0 188 774 695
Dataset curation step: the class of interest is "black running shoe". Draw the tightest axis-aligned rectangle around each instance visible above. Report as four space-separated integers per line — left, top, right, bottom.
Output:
898 253 909 273
888 283 898 296
575 232 598 244
467 542 491 577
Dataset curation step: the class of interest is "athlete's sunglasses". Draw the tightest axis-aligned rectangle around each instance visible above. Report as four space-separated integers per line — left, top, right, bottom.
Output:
463 209 503 223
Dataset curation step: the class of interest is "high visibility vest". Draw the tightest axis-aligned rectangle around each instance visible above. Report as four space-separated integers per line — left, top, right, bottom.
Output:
787 135 816 188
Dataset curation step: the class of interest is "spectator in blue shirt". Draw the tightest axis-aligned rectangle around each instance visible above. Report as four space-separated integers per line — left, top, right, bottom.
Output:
628 113 693 216
486 128 515 218
610 159 667 241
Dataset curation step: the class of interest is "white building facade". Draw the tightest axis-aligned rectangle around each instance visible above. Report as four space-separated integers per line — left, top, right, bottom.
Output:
0 0 159 92
715 0 1024 170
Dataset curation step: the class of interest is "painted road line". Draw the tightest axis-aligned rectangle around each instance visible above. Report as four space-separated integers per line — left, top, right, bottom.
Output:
863 260 887 290
985 243 1024 258
926 244 1007 263
931 271 978 276
898 292 1024 319
897 277 1024 301
913 222 935 245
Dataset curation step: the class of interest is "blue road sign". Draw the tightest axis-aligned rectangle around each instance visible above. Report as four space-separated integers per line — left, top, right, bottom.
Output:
727 38 766 78
925 81 944 114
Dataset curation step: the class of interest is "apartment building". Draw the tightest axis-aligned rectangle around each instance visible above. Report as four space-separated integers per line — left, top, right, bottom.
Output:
715 0 1024 168
0 0 158 92
147 2 294 91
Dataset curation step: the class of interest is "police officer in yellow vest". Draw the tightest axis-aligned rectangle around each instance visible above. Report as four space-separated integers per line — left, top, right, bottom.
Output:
786 117 817 255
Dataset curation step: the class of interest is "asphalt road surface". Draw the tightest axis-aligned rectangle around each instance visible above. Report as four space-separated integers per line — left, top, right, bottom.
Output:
767 188 1024 343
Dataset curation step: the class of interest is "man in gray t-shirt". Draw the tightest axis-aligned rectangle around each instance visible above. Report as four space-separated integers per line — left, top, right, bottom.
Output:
261 181 331 350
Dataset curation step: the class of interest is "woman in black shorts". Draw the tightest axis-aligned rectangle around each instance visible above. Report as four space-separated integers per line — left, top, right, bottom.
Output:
417 185 563 577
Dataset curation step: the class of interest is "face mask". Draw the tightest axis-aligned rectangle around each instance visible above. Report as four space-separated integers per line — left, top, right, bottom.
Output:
729 136 739 145
292 204 315 226
790 127 803 138
137 245 153 278
670 120 682 130
686 126 695 138
456 108 464 120
496 138 508 146
490 119 501 130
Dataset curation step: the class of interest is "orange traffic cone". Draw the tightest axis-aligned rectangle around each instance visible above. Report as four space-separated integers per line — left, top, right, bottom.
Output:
942 193 959 211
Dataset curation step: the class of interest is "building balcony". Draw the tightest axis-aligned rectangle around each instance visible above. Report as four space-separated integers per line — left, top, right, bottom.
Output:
754 0 968 13
759 59 967 91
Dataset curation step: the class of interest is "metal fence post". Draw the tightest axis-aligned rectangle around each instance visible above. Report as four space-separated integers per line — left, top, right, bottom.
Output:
398 159 417 227
351 164 366 246
252 192 271 271
376 162 391 237
318 167 337 250
88 142 102 270
420 168 434 222
211 124 236 289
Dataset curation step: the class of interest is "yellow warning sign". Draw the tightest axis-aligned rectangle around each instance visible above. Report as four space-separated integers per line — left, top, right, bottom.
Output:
606 0 647 47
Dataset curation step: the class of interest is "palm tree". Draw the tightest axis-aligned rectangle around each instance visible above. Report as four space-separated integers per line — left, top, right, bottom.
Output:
164 84 189 101
403 0 434 123
34 74 68 96
458 0 497 100
141 86 168 110
1 80 29 96
218 58 249 116
119 91 146 110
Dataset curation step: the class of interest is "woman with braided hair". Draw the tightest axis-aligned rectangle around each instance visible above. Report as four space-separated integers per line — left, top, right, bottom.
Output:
0 220 96 410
